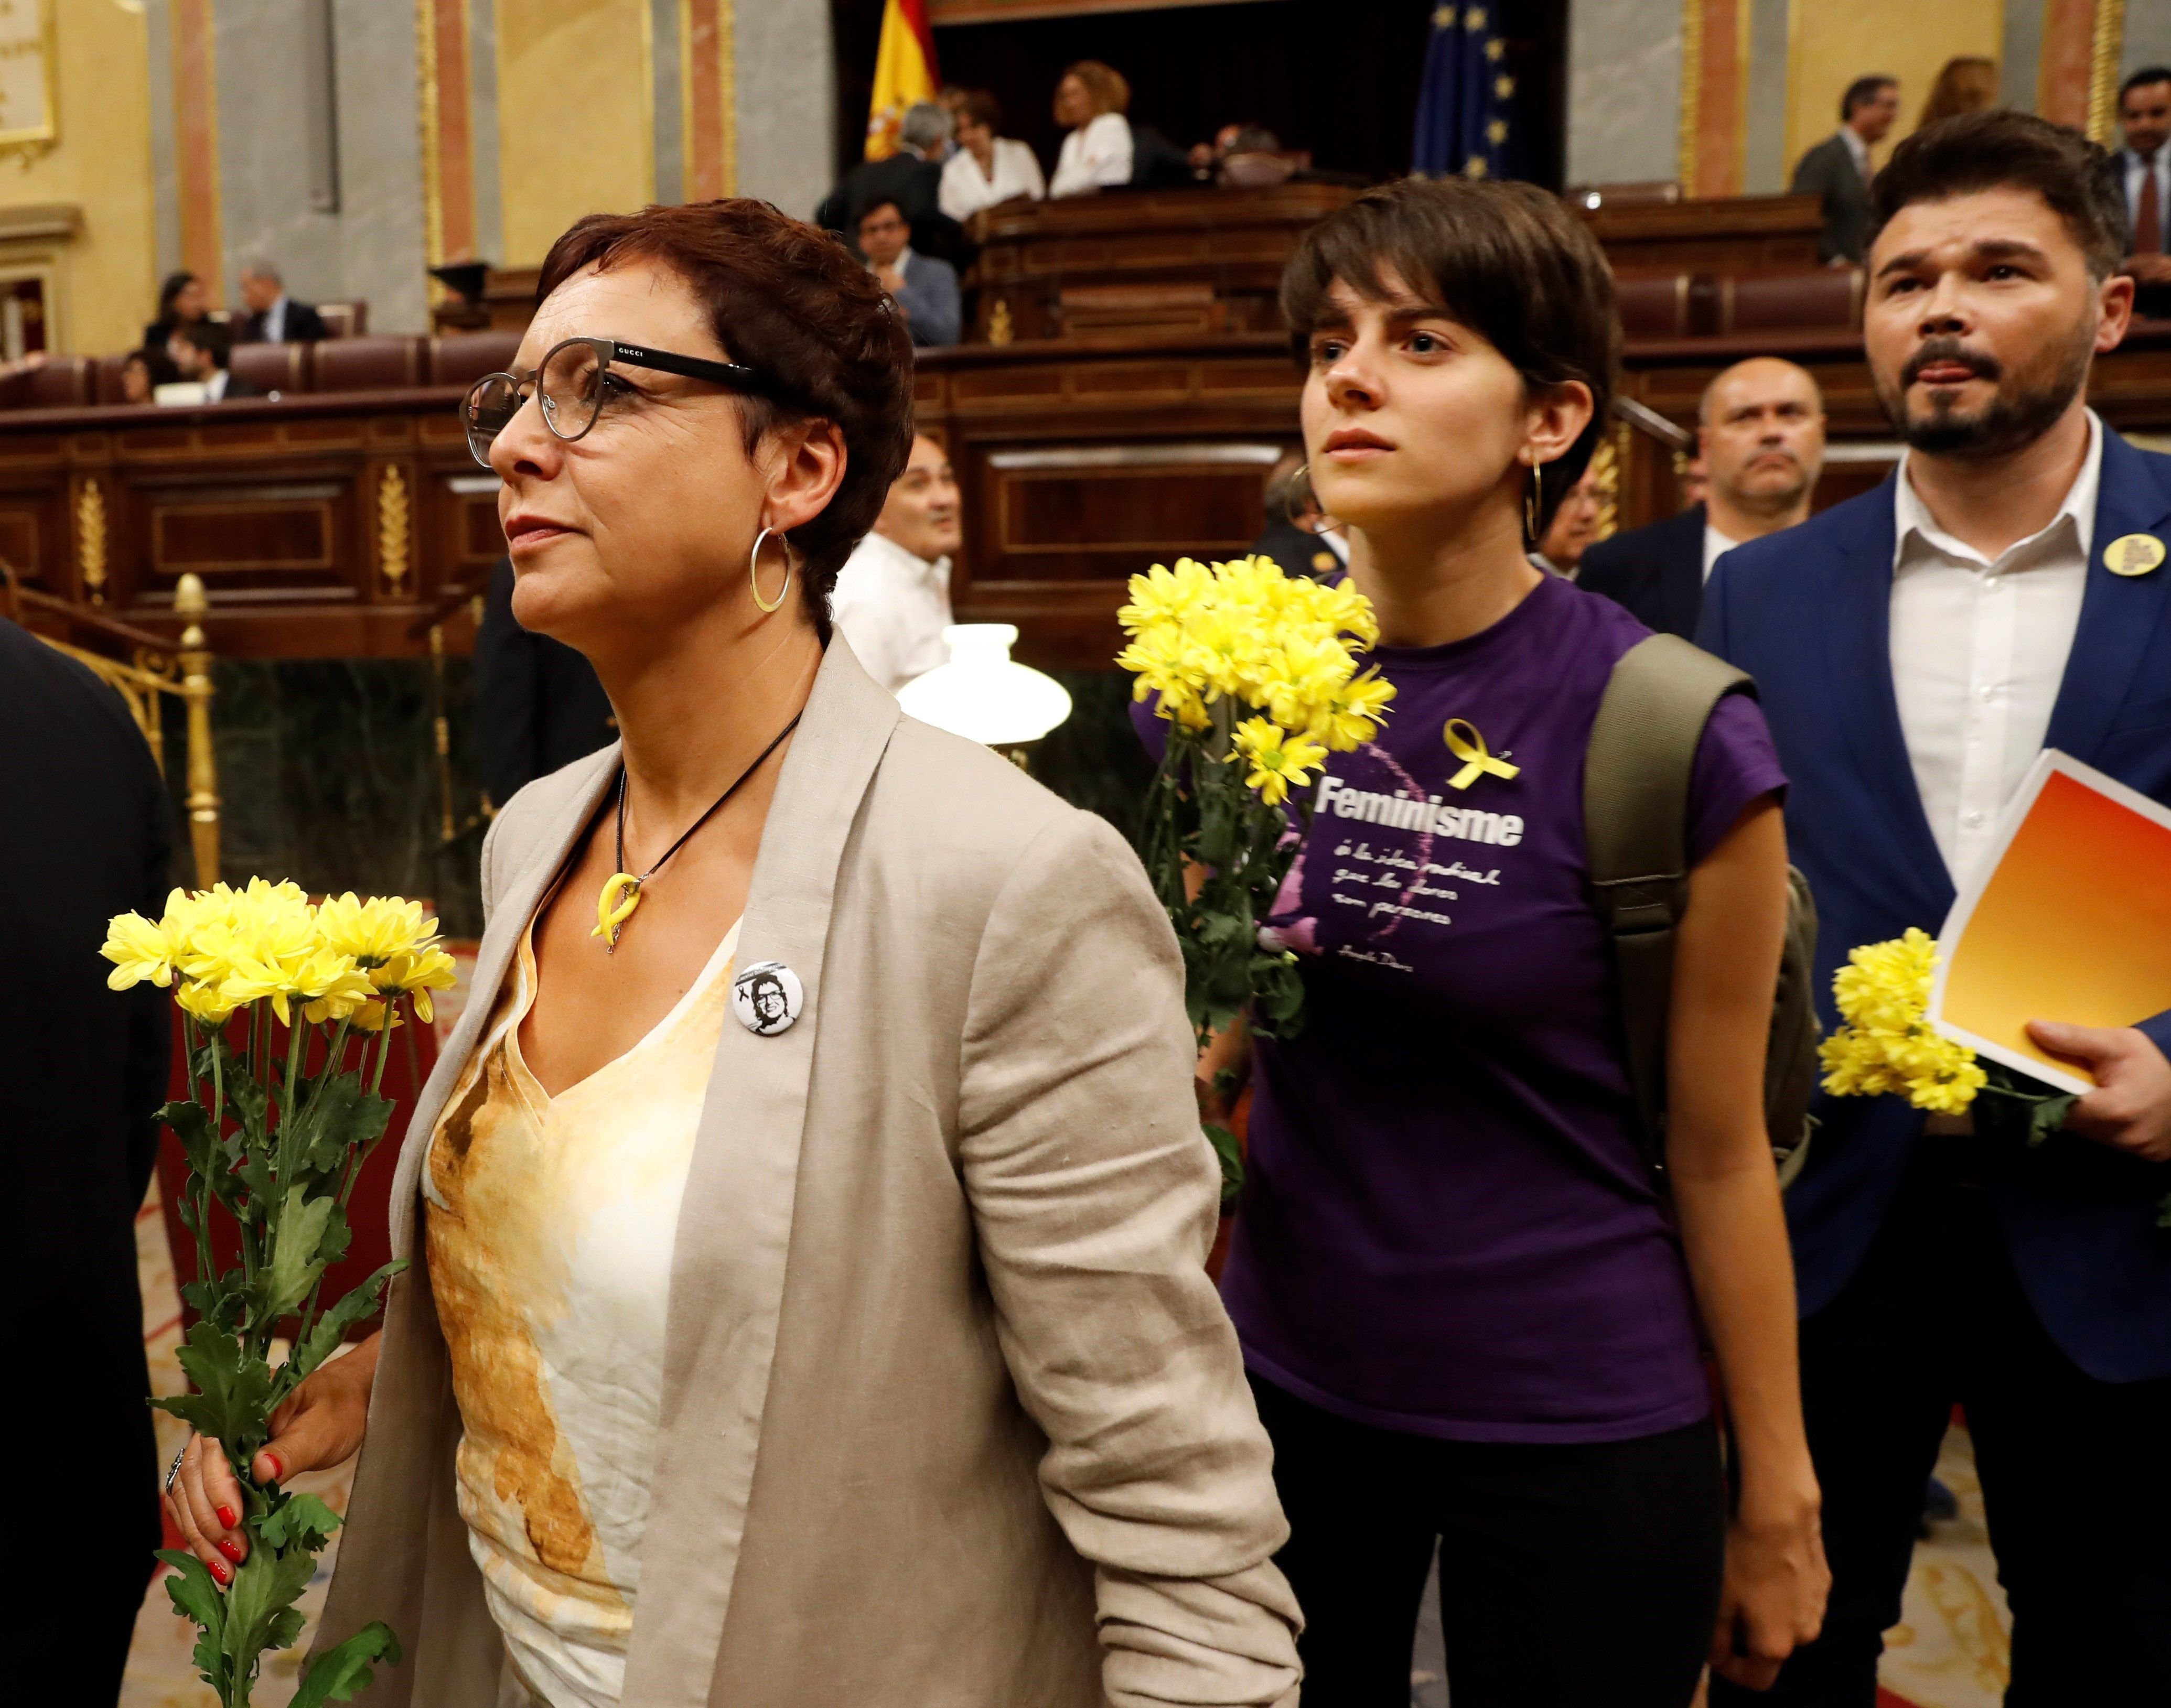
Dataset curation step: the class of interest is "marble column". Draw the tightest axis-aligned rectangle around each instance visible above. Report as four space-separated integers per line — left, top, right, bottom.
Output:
1566 0 1684 190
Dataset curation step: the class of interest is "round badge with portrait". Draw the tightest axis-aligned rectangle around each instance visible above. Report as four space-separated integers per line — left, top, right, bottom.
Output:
731 959 803 1037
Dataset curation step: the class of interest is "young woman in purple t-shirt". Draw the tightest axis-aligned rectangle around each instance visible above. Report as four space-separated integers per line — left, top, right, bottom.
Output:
1211 178 1831 1703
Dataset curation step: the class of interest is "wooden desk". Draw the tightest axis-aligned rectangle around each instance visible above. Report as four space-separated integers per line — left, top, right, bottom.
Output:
1577 193 1826 273
0 388 497 656
965 183 1358 343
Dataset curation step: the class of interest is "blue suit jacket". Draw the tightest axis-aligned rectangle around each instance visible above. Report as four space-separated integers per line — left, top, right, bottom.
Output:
1697 428 2171 1383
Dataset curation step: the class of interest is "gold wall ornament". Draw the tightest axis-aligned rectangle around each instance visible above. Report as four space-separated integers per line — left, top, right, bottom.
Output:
1590 430 1625 543
377 464 411 595
987 296 1015 345
0 1 61 167
2088 0 2126 145
76 474 106 603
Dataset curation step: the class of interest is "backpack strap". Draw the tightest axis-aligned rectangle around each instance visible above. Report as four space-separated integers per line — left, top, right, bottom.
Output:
1584 633 1756 1170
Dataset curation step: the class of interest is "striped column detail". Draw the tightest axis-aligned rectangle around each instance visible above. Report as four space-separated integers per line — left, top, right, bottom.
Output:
170 0 223 295
681 0 736 200
416 0 480 265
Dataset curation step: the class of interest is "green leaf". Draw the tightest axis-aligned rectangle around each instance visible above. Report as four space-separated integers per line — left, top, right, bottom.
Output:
258 1491 342 1551
162 1099 220 1178
153 1321 275 1448
1202 1121 1244 1210
156 1549 231 1695
222 1540 321 1688
284 1260 406 1392
292 1072 394 1182
262 1183 338 1320
2027 1092 2078 1148
290 1621 404 1708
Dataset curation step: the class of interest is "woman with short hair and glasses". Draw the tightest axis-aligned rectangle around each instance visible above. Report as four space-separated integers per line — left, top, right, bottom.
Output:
154 199 1299 1708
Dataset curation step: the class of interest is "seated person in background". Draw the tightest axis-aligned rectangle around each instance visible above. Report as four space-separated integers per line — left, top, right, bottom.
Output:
815 101 971 269
936 83 971 154
236 260 330 342
1529 462 1603 578
119 350 155 405
143 268 206 352
1918 56 1997 129
1218 125 1293 188
1791 74 1899 264
860 198 959 348
830 431 960 692
1679 452 1709 507
940 89 1046 222
164 320 259 401
472 553 616 814
2110 66 2171 315
1190 123 1244 174
1253 448 1347 577
1049 61 1134 197
1581 357 1825 637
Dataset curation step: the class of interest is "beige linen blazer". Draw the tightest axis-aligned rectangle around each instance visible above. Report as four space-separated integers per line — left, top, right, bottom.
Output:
311 637 1302 1707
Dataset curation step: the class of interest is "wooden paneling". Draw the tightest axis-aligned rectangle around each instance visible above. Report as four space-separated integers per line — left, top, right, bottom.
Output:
1576 194 1824 274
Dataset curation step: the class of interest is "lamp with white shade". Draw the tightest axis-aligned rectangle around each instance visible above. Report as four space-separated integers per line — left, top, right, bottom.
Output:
895 623 1073 766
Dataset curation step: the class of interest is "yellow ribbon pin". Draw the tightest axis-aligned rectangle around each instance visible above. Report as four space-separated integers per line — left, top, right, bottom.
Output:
1444 718 1520 791
593 871 643 950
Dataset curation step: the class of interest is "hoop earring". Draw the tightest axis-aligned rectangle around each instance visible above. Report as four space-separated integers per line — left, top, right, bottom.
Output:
750 526 792 613
1523 459 1543 545
1289 461 1317 530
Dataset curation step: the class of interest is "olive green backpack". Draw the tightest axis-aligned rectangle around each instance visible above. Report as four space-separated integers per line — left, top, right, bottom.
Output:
1584 634 1820 1190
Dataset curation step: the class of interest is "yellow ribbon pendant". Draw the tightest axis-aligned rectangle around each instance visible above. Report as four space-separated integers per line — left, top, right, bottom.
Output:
1443 718 1521 791
593 871 643 950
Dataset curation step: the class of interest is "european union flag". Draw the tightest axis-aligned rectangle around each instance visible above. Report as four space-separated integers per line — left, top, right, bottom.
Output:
1412 4 1518 180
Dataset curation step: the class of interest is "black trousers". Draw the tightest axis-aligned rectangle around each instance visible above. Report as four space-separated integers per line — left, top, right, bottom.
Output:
1252 1374 1725 1707
1711 1143 2171 1708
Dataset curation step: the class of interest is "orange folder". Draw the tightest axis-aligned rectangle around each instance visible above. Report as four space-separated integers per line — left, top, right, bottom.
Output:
1930 752 2171 1094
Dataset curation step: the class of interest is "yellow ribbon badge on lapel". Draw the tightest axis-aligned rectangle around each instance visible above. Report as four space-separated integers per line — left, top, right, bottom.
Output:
593 871 643 950
1444 718 1520 791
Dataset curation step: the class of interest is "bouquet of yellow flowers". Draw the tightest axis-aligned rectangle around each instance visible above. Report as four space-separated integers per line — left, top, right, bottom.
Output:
1820 927 2075 1143
101 880 457 1707
1118 556 1394 1187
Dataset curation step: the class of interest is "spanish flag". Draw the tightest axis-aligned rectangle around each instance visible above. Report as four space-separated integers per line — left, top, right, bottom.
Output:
865 0 939 160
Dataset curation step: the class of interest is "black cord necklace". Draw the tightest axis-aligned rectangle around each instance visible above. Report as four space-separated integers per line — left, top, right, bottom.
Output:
592 712 803 951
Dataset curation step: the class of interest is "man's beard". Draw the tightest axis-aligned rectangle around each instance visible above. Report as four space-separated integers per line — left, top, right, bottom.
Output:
1875 321 2093 459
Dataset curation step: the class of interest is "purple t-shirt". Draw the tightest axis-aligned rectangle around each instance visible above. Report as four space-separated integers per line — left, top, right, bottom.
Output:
1173 572 1786 1443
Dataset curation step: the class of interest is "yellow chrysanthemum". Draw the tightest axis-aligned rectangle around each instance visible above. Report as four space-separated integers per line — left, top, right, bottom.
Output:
1306 666 1398 753
1233 717 1328 807
378 944 459 1024
315 892 440 967
1818 928 1986 1114
101 907 179 990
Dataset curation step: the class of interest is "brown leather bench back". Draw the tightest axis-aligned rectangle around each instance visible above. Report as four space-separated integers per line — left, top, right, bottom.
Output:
429 330 523 389
1717 268 1863 336
231 340 311 396
312 334 427 392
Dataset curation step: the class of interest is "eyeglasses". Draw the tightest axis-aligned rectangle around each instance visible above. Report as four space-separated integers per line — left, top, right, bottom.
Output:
461 334 773 469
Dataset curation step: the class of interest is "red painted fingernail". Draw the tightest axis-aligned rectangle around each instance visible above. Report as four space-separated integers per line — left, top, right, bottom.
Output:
216 1505 238 1529
209 1559 231 1585
261 1453 283 1482
218 1538 244 1563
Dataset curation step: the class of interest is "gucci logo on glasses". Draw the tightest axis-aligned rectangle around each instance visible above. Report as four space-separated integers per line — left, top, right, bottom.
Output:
461 334 776 469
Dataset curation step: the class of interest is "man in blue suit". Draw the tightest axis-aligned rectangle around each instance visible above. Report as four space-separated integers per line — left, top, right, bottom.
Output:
1701 111 2171 1705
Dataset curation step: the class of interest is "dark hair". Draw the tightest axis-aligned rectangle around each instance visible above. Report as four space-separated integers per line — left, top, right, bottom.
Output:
1841 75 1897 121
157 271 200 321
535 199 916 629
173 318 232 367
960 88 1001 132
1280 177 1618 539
857 197 907 230
1062 60 1130 117
1869 110 2125 279
2122 66 2171 103
1229 125 1281 154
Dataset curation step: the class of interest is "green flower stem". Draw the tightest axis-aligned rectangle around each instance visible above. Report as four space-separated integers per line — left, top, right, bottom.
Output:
277 1012 307 1183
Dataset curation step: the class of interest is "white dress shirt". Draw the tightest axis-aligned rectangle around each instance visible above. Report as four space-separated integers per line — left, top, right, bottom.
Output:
1888 412 2101 890
1840 126 1871 184
1702 522 1740 582
1049 112 1133 198
829 528 955 692
939 137 1047 222
261 294 290 342
2122 147 2170 252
